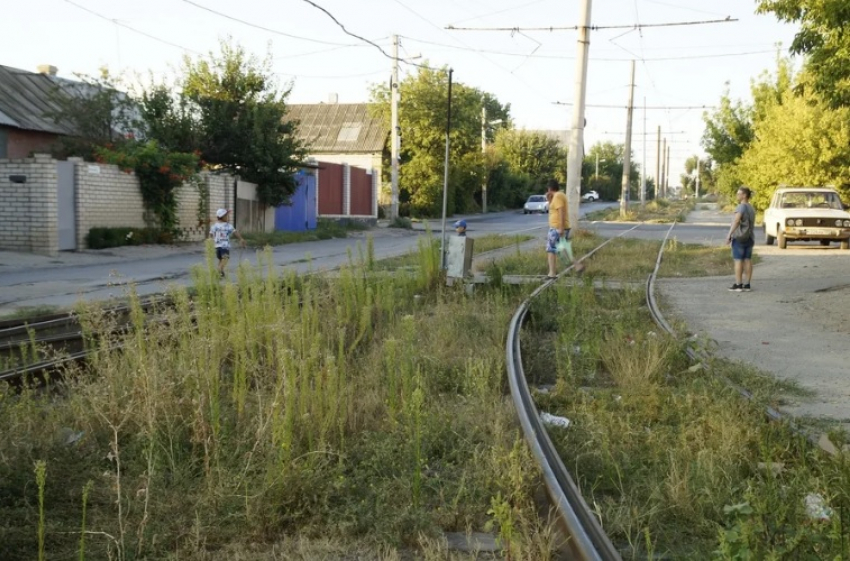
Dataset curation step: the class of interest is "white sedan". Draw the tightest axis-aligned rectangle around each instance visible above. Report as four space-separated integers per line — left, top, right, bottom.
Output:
581 190 600 202
523 195 549 214
763 187 850 249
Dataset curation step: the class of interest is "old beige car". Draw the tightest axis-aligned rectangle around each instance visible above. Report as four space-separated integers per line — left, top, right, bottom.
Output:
764 187 850 249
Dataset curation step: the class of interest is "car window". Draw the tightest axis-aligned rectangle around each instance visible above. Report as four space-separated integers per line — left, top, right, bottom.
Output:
779 193 807 208
527 196 545 202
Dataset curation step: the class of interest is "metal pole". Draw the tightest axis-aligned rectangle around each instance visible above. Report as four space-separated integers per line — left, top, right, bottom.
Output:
481 106 488 214
655 125 660 199
619 60 635 218
660 137 666 198
641 96 646 206
695 157 700 199
565 0 593 232
390 34 400 220
595 153 598 178
665 143 671 198
440 68 454 270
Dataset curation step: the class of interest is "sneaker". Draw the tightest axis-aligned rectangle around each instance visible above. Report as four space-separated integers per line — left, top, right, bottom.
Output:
742 284 751 292
728 284 742 292
219 271 225 279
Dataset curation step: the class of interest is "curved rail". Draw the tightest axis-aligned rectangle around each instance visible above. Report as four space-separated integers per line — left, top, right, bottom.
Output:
645 224 831 453
505 225 640 561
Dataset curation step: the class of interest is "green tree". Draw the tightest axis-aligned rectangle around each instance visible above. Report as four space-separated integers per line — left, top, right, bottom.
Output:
583 142 640 201
45 68 138 160
737 88 850 209
370 65 510 216
492 129 566 186
701 87 754 166
757 0 850 108
681 156 716 196
174 41 306 207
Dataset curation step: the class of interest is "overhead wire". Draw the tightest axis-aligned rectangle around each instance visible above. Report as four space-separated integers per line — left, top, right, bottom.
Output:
64 0 202 54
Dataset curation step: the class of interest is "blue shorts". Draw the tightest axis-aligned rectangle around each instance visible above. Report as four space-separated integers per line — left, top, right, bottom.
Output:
216 247 231 260
731 238 754 260
546 228 570 253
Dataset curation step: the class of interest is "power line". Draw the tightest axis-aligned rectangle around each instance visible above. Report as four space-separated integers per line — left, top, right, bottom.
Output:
446 17 738 32
182 0 359 46
447 0 548 27
556 102 716 110
64 0 201 54
301 0 426 68
399 36 774 62
275 68 386 79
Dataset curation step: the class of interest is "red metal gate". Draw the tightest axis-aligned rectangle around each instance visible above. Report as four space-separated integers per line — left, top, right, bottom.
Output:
318 162 344 215
350 167 373 216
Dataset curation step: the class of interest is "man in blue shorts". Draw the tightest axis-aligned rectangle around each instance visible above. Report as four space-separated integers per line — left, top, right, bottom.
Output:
726 187 755 292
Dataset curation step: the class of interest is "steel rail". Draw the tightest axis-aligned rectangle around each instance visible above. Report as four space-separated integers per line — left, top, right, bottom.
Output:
645 223 832 453
505 225 639 561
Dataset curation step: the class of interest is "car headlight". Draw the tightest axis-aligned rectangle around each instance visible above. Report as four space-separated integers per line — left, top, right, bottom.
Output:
786 218 795 226
837 220 843 227
795 219 803 226
844 220 850 227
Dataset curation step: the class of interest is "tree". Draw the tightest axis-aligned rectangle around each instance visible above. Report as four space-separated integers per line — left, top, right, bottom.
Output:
736 88 850 209
582 142 640 201
46 68 138 160
370 65 510 216
681 156 716 195
701 87 754 166
757 0 850 108
492 129 566 191
151 41 306 207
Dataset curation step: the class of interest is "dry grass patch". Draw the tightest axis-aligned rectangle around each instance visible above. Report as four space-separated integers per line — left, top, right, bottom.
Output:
584 199 694 223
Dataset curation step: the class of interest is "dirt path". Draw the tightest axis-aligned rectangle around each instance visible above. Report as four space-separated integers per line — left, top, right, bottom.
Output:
660 243 849 431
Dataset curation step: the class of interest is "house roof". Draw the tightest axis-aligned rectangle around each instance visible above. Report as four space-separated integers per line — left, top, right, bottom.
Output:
0 65 75 135
287 103 387 154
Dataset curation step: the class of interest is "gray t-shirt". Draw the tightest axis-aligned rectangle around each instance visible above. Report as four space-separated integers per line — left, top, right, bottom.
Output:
734 202 755 241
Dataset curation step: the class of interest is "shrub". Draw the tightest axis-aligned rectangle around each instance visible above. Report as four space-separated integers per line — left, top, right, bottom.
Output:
85 227 171 249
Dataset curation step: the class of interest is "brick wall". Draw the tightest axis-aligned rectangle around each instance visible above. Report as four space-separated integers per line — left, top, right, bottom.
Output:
0 153 58 255
74 160 146 248
2 127 60 159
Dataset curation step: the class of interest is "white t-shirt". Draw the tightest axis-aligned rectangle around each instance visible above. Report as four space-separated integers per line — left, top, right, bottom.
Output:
210 222 236 249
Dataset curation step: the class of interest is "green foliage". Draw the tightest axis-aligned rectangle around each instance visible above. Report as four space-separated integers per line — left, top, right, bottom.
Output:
583 141 641 201
370 65 510 216
757 0 850 108
702 88 755 166
86 226 173 249
493 129 566 184
736 89 850 208
95 140 199 230
45 68 138 161
389 216 413 229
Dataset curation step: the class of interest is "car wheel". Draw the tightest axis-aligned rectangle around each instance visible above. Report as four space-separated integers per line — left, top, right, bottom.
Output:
764 226 775 245
778 228 787 249
523 210 528 214
841 239 849 250
820 239 831 246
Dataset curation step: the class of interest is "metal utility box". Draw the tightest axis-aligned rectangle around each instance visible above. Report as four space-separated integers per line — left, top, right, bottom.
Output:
446 236 474 280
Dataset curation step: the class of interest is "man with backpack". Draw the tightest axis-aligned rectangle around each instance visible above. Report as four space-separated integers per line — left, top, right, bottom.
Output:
726 186 756 292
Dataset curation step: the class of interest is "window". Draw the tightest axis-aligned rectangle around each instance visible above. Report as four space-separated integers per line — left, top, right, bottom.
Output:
337 123 361 142
0 128 7 158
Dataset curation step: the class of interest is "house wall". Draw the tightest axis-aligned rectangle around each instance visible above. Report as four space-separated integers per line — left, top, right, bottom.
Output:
0 127 60 159
0 153 58 255
74 160 147 248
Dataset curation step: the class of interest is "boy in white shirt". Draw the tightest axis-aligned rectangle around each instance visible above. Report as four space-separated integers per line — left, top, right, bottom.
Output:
209 208 245 279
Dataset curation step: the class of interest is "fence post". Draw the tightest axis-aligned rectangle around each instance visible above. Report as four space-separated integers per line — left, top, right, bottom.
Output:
343 163 351 217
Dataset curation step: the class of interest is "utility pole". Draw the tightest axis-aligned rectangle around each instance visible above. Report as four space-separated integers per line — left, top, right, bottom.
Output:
695 157 700 199
595 153 599 178
660 137 666 198
655 126 660 200
481 106 488 214
619 60 635 218
640 96 646 206
440 68 454 270
565 0 593 231
665 143 671 198
390 34 400 221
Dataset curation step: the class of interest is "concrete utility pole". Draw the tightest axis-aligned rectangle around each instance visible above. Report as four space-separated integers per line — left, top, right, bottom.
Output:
390 34 400 221
640 96 646 206
665 143 671 198
619 60 635 218
481 107 488 214
440 68 454 270
655 126 660 199
695 157 700 199
565 0 593 231
660 137 667 198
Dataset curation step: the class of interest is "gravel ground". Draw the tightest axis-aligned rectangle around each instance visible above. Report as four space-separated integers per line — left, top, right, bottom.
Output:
660 242 850 431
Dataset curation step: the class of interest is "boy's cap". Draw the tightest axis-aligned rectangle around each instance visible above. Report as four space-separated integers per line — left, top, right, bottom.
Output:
454 219 467 229
216 208 229 218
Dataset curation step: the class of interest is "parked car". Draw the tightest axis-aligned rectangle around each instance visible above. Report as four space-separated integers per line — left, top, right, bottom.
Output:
523 195 549 214
763 187 850 249
581 190 600 202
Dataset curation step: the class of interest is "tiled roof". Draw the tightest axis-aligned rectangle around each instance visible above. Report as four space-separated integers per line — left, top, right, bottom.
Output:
0 65 75 134
287 103 387 154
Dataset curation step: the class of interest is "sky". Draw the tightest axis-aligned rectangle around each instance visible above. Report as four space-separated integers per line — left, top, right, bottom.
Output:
3 0 801 183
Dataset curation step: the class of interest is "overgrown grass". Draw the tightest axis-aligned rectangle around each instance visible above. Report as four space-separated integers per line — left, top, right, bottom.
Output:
0 236 559 560
374 233 534 272
585 198 694 223
0 305 63 322
520 269 850 559
241 218 369 248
